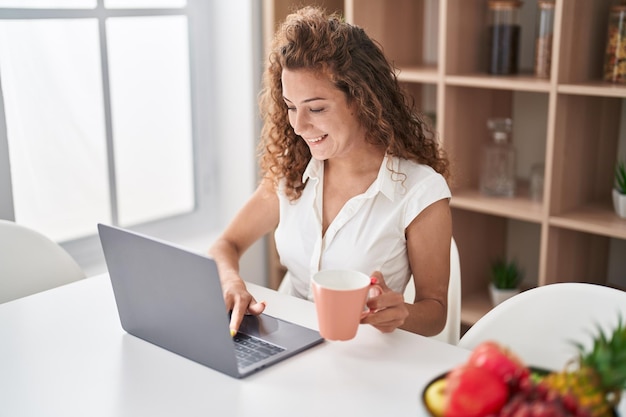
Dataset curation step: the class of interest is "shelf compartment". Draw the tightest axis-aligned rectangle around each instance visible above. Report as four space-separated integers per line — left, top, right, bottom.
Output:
443 86 548 193
445 0 487 75
558 0 611 85
544 226 611 286
446 0 545 78
443 86 513 188
551 94 621 218
452 208 542 282
453 208 541 326
452 208 506 297
350 0 437 69
461 282 538 326
461 290 492 326
399 82 438 129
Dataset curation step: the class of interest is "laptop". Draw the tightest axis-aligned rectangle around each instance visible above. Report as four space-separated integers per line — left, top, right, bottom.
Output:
97 223 323 379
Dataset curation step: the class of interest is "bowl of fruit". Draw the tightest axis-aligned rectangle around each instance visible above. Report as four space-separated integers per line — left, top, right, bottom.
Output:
423 319 625 417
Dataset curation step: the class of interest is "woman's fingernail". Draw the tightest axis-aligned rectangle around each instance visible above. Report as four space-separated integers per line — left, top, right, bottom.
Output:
370 276 378 285
230 328 237 337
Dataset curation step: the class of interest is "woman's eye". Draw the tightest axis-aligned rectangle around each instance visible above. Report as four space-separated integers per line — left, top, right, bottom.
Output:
310 108 324 113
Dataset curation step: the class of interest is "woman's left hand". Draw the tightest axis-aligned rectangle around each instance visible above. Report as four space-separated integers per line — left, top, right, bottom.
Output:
360 271 409 333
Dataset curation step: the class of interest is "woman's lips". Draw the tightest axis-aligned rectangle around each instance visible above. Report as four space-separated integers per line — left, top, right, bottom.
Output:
306 134 327 143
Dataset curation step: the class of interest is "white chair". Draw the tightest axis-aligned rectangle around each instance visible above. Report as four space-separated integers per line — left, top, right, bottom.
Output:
279 238 462 345
0 219 85 303
458 282 626 371
404 237 461 345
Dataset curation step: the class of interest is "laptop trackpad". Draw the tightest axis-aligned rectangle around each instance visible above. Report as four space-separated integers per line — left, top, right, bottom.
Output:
235 312 322 352
238 314 280 337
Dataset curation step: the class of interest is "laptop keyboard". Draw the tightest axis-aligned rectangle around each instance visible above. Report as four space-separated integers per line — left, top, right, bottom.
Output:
233 333 285 368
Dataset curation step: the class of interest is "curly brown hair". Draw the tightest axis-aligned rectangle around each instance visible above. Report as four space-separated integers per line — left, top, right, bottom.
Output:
258 6 449 201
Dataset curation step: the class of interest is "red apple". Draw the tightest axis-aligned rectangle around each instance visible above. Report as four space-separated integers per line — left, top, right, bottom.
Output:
444 365 509 417
467 341 530 384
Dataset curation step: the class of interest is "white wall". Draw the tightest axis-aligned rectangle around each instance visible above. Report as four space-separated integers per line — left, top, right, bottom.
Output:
212 1 259 221
208 1 266 286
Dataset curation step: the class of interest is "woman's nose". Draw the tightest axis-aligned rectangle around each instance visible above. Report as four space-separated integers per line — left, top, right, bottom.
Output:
292 110 309 136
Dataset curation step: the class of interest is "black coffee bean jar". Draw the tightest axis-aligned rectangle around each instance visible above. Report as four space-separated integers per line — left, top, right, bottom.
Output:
487 0 523 75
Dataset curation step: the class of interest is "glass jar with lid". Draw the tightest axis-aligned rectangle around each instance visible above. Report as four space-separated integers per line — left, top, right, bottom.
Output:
604 2 626 83
480 118 516 197
534 0 555 78
487 0 523 75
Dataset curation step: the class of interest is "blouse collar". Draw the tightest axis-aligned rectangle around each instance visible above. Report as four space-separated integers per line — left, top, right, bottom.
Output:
301 155 398 201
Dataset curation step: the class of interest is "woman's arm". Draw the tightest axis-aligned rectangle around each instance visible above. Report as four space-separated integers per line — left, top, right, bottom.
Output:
360 198 452 336
401 198 452 335
208 178 280 334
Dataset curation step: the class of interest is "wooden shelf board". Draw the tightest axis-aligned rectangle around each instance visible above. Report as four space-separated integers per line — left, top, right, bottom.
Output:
450 189 544 223
445 74 551 92
558 82 626 98
397 65 439 83
549 204 626 240
396 74 626 98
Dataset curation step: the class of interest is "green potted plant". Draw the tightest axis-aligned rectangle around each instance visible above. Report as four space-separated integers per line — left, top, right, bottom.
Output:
613 159 626 219
488 258 523 306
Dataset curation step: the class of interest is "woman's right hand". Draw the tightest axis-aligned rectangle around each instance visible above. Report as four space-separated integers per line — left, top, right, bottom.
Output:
207 179 278 335
221 274 266 336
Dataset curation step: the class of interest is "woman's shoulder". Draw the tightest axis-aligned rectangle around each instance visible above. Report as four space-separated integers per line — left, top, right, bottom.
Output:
391 156 445 184
388 157 451 220
384 156 448 198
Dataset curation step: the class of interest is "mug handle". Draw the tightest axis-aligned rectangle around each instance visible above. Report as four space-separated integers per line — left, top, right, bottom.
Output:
360 278 383 319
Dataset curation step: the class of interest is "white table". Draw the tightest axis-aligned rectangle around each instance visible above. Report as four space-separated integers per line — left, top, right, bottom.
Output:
0 274 470 417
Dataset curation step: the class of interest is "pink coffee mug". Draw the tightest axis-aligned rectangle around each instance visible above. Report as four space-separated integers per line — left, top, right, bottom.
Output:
311 269 371 341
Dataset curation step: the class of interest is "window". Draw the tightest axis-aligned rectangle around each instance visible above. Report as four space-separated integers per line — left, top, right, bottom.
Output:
0 1 225 273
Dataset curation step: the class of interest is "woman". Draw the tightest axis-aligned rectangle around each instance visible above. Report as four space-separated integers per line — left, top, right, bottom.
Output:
209 6 452 337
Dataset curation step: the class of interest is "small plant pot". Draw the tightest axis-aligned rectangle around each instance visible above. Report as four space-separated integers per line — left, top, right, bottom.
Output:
489 283 520 307
613 189 626 219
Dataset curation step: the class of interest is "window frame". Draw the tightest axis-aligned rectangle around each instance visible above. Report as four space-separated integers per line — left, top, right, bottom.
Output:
0 1 227 275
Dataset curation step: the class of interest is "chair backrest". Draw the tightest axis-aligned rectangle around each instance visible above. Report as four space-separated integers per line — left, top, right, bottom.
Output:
0 220 85 303
458 282 626 371
404 237 461 345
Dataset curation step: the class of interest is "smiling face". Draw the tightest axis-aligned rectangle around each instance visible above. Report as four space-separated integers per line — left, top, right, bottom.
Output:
281 68 368 162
